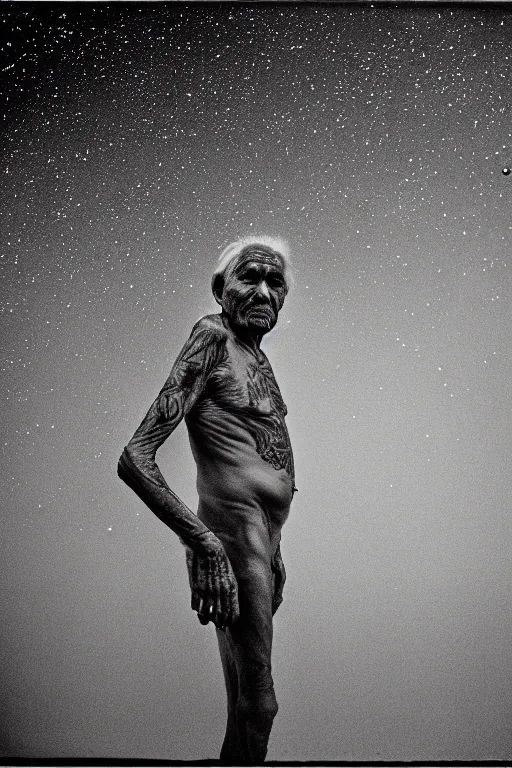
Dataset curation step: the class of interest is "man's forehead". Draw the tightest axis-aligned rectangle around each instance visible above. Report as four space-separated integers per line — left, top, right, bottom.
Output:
233 248 285 274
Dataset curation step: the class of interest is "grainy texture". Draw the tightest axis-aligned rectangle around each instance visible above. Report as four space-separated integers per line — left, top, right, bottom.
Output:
118 244 295 763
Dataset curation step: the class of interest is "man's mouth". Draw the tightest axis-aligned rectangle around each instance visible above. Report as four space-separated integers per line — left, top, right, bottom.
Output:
243 304 275 327
246 305 273 317
248 305 271 314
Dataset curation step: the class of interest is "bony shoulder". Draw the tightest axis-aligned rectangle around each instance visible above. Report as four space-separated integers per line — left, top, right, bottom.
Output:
185 315 228 365
192 313 227 337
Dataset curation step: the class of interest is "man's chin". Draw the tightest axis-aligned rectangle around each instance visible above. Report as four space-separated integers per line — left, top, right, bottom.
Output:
245 312 276 332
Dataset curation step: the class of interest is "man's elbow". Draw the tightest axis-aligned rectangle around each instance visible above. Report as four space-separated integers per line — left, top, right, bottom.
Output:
117 445 135 485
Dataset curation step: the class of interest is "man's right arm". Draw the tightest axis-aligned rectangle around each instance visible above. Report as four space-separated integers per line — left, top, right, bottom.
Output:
117 318 224 556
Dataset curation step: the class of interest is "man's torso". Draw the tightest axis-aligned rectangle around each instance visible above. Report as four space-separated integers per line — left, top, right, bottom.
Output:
185 314 294 557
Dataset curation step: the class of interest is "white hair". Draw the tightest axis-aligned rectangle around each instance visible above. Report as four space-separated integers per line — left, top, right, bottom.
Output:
212 236 292 295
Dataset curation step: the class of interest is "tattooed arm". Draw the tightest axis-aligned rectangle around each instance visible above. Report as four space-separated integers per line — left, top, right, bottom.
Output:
117 317 239 629
117 318 224 552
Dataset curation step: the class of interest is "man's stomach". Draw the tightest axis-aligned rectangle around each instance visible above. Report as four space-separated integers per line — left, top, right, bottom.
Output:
185 408 294 535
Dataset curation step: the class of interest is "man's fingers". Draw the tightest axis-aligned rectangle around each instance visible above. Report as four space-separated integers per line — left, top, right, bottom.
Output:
219 552 239 624
214 579 229 631
190 553 209 613
210 563 226 631
197 596 212 624
210 571 221 628
185 550 195 589
228 576 240 624
214 604 227 631
189 549 239 629
194 594 204 613
231 595 240 624
192 552 200 591
197 596 215 625
223 558 239 625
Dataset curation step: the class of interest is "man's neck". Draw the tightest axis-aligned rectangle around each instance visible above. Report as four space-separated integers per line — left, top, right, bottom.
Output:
222 313 263 352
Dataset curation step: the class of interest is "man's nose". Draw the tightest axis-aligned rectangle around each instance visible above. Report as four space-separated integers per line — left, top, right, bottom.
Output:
255 281 270 300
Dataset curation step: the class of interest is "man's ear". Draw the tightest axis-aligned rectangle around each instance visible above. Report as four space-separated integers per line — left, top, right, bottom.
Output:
211 273 225 306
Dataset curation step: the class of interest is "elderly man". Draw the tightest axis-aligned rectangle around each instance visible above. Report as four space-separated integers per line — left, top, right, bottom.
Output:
118 237 296 764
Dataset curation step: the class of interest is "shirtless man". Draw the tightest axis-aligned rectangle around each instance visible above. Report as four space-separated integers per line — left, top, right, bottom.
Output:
117 237 296 764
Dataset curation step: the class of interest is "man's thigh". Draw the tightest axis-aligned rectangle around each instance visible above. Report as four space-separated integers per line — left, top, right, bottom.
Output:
226 560 274 695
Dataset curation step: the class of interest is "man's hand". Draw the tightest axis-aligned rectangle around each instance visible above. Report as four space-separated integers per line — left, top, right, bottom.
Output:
271 544 286 615
186 542 239 631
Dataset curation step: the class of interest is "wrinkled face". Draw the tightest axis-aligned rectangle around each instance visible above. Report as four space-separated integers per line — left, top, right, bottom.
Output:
218 250 287 334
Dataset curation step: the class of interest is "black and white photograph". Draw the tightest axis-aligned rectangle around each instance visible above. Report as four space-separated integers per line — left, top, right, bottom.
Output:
1 1 511 764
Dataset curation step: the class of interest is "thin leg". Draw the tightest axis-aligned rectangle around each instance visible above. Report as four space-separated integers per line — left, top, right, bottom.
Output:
217 556 278 764
216 627 240 762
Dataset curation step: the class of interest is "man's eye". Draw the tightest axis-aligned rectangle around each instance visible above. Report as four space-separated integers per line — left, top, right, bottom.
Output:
240 272 259 283
268 278 284 289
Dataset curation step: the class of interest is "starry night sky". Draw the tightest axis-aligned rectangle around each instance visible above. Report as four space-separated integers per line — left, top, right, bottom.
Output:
1 2 512 761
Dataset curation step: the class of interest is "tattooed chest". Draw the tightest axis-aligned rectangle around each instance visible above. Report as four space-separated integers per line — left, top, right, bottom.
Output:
206 357 284 414
203 356 294 478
